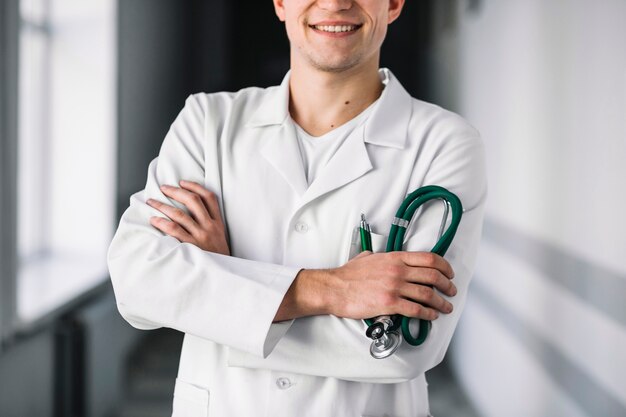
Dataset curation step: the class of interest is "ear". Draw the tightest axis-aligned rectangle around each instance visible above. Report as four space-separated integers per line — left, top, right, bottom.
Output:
273 0 286 22
387 0 405 24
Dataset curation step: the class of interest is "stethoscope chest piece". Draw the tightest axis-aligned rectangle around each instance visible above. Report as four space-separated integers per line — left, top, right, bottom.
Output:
369 330 402 359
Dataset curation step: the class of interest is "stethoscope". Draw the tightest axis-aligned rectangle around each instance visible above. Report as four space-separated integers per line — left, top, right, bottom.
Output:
360 185 463 359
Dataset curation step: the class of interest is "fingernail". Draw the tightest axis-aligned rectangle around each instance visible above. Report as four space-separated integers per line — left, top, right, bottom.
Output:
146 199 154 205
447 303 454 313
160 185 171 190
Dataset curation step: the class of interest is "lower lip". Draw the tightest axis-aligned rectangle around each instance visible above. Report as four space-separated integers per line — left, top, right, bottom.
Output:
309 26 361 38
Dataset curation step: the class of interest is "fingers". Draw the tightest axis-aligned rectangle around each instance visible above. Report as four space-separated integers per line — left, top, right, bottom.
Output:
396 298 440 321
401 252 454 279
146 182 228 254
159 184 211 224
386 251 456 296
403 266 457 297
149 216 195 244
383 251 457 317
179 180 224 224
399 282 454 314
147 198 198 234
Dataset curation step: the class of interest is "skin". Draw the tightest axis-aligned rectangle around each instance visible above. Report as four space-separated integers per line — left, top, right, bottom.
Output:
148 0 457 324
148 181 230 256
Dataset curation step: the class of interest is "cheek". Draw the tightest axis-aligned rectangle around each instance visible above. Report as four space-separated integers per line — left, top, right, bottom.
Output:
367 21 387 48
284 23 300 46
376 25 388 42
284 12 303 40
285 12 300 35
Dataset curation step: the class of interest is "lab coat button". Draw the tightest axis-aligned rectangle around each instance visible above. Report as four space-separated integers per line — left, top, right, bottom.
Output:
276 377 292 389
294 222 309 233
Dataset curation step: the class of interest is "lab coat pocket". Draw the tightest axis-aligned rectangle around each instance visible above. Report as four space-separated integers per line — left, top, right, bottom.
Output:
347 226 389 261
369 232 388 253
172 378 210 417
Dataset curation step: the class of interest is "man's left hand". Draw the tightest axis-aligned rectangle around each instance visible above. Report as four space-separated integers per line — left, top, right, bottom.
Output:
146 180 230 256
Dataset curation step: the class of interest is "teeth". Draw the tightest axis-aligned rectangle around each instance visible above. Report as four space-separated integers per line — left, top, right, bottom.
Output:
314 25 357 33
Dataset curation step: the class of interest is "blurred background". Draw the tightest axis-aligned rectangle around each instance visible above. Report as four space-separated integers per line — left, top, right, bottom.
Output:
1 0 625 416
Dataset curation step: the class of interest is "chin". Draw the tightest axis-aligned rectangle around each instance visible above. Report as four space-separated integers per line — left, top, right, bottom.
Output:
308 55 363 73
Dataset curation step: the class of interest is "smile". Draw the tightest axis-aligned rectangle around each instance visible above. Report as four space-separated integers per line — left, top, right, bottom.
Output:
310 24 361 33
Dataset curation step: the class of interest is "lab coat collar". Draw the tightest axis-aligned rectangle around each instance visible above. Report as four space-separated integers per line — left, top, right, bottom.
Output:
247 68 412 150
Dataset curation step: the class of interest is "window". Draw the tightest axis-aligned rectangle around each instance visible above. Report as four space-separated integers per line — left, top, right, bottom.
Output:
16 0 117 323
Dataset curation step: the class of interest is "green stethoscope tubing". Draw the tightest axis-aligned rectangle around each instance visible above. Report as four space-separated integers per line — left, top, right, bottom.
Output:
364 185 463 346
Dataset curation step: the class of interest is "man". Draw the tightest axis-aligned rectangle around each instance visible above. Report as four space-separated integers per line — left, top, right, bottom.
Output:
107 0 487 416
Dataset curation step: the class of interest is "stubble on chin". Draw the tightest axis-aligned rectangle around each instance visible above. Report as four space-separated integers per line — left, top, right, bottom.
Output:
305 52 364 73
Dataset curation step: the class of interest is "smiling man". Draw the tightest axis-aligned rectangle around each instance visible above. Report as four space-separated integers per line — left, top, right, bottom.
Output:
107 1 487 416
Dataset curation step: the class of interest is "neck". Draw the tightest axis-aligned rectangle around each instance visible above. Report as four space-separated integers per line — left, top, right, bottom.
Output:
288 60 383 137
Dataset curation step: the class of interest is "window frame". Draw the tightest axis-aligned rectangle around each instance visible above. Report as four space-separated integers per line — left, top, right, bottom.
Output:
1 0 118 346
0 0 19 346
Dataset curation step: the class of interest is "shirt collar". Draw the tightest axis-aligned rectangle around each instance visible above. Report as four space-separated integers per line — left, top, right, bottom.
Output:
247 67 412 149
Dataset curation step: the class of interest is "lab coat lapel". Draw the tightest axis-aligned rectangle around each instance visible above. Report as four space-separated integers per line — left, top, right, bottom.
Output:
299 127 373 208
258 122 308 197
251 68 412 203
249 71 308 197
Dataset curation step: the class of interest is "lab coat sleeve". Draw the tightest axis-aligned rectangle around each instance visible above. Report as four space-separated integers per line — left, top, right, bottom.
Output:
107 94 301 358
227 125 487 383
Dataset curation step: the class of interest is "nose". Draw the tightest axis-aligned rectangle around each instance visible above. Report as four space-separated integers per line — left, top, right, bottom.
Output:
316 0 353 12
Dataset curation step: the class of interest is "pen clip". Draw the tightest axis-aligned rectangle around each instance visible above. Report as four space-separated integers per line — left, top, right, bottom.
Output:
360 213 373 252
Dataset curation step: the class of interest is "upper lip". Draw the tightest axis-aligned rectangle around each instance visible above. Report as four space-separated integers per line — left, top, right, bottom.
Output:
309 20 362 27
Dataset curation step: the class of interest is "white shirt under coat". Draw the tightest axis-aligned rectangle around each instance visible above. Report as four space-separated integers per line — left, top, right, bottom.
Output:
107 68 487 417
294 96 378 186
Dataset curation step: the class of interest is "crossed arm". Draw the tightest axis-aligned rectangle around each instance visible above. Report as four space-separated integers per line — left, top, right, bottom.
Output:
146 180 457 324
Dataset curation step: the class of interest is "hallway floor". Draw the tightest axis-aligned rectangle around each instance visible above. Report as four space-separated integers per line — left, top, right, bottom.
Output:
118 329 480 417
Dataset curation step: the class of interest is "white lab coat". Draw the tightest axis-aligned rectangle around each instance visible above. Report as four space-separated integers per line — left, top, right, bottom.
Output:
107 68 487 417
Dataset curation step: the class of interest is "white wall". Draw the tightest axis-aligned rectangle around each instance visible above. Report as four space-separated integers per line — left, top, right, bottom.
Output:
451 1 626 416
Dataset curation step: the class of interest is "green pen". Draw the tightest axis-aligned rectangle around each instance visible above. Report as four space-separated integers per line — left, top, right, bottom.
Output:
360 213 373 252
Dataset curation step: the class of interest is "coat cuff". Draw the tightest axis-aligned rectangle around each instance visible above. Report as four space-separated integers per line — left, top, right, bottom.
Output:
263 319 296 357
235 261 301 358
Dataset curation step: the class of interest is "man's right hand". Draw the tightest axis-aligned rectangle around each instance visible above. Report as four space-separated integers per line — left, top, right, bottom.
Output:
273 251 457 323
